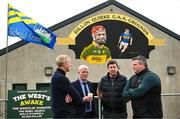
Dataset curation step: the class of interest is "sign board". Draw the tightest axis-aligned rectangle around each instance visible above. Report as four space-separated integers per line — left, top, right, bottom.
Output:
7 90 52 118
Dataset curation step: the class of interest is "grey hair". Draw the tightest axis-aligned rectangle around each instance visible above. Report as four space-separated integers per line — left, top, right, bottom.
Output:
56 54 71 67
132 55 148 68
78 64 89 71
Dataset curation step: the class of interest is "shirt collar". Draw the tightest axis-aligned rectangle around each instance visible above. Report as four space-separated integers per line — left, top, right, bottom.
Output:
57 68 66 75
136 68 149 77
79 79 88 84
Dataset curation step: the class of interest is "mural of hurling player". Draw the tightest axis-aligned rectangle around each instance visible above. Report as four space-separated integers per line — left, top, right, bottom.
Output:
118 28 133 53
80 25 111 64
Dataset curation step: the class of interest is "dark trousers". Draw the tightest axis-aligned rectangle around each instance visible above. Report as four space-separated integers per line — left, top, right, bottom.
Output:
133 116 162 119
73 111 94 118
53 112 72 119
84 111 94 118
103 111 127 119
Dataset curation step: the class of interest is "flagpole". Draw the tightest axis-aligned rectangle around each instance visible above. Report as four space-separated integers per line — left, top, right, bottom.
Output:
5 3 9 119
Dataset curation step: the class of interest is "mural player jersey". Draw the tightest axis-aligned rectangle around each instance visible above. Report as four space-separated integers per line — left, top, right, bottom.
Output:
80 41 111 64
120 33 132 43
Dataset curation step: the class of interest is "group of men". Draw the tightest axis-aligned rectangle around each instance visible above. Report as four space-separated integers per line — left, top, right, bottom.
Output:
51 54 163 118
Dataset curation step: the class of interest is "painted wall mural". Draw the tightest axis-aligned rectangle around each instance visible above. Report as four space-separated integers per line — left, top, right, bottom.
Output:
66 13 165 64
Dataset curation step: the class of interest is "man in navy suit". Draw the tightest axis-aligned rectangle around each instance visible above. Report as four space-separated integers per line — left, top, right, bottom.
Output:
72 65 95 118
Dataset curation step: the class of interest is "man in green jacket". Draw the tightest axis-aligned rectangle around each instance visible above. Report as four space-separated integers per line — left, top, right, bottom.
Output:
123 55 163 118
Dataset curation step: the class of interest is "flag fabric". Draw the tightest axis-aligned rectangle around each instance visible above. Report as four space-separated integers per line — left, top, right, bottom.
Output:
8 4 57 49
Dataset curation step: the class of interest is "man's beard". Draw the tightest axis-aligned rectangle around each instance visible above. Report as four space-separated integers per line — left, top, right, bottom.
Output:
96 39 106 45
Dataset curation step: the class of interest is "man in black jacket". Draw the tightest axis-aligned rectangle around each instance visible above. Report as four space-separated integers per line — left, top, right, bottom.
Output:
72 65 95 118
97 60 127 118
51 54 92 118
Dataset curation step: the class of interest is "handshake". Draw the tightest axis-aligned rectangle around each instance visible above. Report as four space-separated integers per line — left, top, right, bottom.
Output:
65 93 93 103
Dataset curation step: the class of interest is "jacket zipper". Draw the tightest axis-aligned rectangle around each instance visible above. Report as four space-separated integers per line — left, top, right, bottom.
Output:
111 80 114 113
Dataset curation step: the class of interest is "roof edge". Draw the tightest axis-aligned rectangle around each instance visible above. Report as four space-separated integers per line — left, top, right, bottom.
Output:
111 0 180 40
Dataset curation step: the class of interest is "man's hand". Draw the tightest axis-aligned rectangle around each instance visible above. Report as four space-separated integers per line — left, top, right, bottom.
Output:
83 96 93 102
97 89 103 98
65 94 72 103
98 93 102 98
